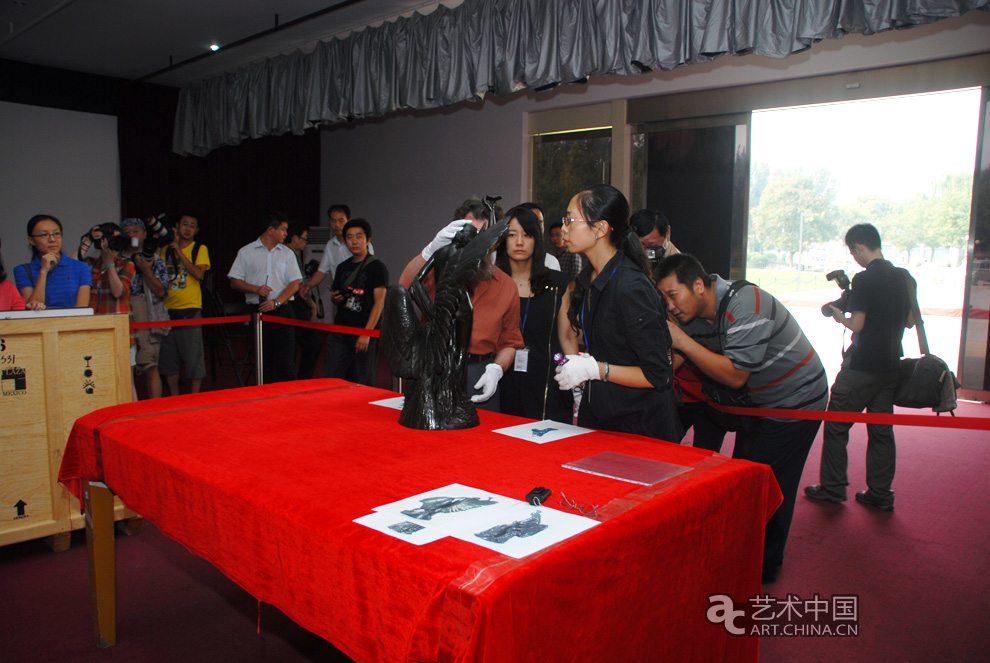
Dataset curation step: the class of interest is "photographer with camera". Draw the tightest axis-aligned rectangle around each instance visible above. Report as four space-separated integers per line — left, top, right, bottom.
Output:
159 213 211 396
284 222 322 379
121 218 169 399
77 223 135 316
631 208 680 274
806 224 917 513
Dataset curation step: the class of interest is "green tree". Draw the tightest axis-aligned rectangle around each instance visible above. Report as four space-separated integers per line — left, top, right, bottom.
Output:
533 132 611 226
750 174 838 263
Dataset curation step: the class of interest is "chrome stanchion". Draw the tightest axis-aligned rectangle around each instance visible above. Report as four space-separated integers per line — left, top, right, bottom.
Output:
252 312 264 385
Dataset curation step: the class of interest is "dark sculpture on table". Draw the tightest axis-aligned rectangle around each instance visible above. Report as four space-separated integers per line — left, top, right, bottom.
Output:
382 217 508 430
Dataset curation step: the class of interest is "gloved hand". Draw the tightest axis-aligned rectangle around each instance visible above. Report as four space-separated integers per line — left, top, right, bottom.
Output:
421 219 473 261
554 354 600 390
471 363 504 403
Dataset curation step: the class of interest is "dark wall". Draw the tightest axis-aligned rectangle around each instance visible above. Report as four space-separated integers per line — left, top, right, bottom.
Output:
645 126 737 278
117 83 321 301
3 59 321 303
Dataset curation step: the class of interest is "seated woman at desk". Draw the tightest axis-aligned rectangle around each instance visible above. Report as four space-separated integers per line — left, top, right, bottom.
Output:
494 205 572 423
14 215 91 310
1 237 26 311
554 184 682 443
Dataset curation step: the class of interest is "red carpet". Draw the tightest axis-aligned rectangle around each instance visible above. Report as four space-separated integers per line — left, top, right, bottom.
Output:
711 400 990 663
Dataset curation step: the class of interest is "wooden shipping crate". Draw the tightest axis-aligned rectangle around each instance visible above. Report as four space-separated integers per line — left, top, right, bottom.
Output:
1 312 135 548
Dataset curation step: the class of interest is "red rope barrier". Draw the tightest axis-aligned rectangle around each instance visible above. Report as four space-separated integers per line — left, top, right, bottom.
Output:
129 313 378 337
129 315 251 329
678 376 989 430
260 314 380 337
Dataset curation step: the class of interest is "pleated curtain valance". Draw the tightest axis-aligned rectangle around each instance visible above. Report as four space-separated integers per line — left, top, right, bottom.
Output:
172 0 990 156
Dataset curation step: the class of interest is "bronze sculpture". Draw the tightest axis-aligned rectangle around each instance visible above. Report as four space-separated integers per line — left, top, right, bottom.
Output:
382 216 509 430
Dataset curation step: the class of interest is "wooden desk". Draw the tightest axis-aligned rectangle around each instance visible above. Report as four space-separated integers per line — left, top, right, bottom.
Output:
60 379 780 662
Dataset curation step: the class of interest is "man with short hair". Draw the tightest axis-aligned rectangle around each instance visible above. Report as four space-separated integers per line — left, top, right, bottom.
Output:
228 212 302 384
657 253 828 584
398 198 523 411
631 208 680 265
325 218 388 386
547 220 582 280
121 218 168 399
806 223 916 512
159 213 210 396
299 204 374 316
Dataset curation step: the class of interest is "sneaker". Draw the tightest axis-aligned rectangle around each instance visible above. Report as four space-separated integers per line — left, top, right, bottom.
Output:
855 490 894 512
805 484 846 504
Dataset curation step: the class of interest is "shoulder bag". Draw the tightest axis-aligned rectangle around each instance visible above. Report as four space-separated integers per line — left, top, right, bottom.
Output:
893 271 959 413
701 280 757 432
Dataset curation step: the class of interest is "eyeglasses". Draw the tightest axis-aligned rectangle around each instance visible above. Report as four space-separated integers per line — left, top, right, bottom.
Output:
31 232 62 240
558 492 601 518
561 216 594 228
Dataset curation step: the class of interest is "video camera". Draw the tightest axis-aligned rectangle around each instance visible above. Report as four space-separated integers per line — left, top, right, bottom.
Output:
821 269 852 316
644 245 666 266
137 213 174 260
86 223 131 253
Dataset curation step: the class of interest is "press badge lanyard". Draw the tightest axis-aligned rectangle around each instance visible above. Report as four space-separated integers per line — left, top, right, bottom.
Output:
520 296 532 333
581 258 623 356
515 296 534 372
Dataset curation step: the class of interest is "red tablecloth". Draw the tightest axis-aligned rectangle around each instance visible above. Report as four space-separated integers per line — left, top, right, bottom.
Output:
59 379 781 663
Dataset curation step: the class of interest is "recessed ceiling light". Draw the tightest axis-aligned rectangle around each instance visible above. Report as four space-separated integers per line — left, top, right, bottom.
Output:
209 44 220 51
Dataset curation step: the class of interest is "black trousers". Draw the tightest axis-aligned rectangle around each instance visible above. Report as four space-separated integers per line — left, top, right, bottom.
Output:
290 299 322 380
734 417 822 576
678 401 729 452
262 304 297 384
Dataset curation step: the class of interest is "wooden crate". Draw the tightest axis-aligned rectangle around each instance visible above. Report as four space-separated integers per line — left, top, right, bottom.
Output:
1 313 135 548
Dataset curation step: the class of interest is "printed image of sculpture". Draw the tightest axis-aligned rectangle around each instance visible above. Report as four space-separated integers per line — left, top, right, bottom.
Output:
400 495 498 521
382 217 509 430
388 521 425 535
475 511 548 544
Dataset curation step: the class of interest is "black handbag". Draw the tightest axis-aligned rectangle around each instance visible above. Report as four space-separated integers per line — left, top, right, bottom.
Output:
893 275 960 413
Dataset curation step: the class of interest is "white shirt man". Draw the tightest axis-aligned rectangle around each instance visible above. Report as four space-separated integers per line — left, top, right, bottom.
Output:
228 215 302 383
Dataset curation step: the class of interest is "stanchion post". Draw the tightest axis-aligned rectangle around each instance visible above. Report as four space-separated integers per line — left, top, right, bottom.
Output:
253 312 264 385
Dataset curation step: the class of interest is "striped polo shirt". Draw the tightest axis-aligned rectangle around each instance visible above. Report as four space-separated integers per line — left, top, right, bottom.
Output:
682 274 828 412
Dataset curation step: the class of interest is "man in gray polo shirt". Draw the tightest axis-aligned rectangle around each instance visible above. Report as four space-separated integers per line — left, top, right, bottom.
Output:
657 253 828 584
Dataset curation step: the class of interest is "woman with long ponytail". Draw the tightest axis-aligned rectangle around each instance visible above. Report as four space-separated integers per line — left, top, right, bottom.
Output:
555 184 682 442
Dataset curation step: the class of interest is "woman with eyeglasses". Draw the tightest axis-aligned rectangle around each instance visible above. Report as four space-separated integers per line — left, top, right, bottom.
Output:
494 205 573 423
14 215 92 310
554 184 682 442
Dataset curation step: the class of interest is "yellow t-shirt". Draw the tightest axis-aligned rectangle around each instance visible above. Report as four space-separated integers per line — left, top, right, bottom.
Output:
164 243 211 310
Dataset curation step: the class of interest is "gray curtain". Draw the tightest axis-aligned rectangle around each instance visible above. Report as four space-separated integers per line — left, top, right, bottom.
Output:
173 0 989 156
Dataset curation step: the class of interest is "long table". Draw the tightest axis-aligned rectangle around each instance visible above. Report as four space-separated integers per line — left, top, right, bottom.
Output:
59 379 781 662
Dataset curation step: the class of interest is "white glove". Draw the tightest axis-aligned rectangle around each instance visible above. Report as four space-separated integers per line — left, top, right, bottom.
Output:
554 354 600 390
471 363 504 403
421 219 472 261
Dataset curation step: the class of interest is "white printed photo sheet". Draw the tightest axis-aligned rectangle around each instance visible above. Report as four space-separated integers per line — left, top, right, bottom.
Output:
492 420 594 444
355 483 599 558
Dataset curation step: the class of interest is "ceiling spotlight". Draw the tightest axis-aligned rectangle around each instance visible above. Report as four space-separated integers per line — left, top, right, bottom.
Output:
209 44 220 51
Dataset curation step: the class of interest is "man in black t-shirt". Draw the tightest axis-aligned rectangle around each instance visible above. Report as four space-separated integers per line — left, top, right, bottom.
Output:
326 218 388 386
806 224 916 512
